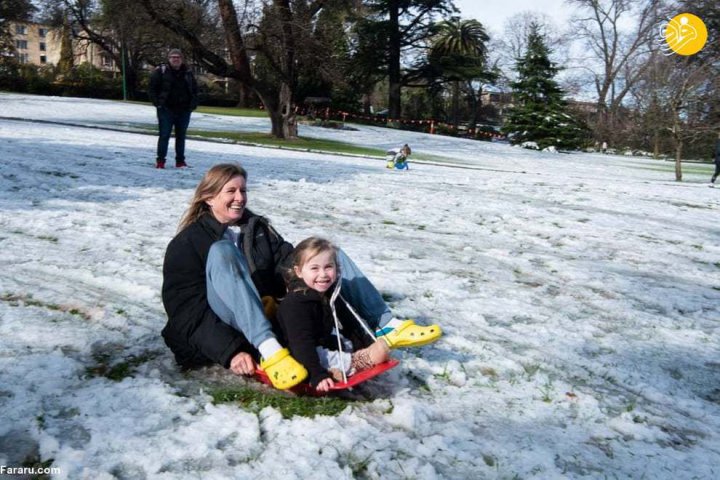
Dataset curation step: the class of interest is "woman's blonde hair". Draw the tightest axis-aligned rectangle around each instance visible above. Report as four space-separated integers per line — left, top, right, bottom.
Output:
178 163 247 231
286 237 338 288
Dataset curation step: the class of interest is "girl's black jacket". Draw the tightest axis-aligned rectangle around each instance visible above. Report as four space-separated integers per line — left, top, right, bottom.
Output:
276 280 374 386
161 210 293 369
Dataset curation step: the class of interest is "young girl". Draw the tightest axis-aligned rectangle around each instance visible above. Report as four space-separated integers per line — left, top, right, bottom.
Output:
386 144 411 170
276 237 391 392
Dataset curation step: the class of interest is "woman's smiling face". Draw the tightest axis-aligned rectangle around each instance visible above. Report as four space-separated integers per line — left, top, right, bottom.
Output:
206 175 247 224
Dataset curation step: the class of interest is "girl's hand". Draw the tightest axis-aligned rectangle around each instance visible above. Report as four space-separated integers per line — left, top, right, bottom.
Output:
316 378 335 392
230 352 255 376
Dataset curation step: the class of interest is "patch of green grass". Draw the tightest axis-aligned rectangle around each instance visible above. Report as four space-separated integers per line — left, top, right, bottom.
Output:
538 378 554 403
37 170 79 179
482 453 498 468
0 293 90 320
522 362 541 379
187 129 385 157
195 105 269 118
21 457 55 480
210 385 353 419
342 452 373 476
118 101 269 119
635 164 713 175
86 351 159 382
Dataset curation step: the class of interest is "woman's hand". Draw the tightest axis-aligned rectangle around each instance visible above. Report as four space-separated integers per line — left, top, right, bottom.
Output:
315 378 335 392
230 352 256 376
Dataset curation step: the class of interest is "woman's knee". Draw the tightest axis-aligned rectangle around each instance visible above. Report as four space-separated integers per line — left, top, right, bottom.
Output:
208 240 239 263
207 240 251 279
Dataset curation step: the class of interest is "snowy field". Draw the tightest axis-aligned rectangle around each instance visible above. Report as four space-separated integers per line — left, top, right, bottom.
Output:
1 92 719 479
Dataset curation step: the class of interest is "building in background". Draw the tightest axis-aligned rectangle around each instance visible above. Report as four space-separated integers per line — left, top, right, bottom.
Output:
9 21 117 73
10 22 61 66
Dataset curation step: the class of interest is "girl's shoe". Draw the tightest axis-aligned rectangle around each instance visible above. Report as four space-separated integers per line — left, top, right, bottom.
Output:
259 348 308 390
351 339 390 371
378 320 442 348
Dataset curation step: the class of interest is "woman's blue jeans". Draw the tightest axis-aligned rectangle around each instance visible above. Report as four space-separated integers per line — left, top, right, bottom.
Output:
205 241 391 348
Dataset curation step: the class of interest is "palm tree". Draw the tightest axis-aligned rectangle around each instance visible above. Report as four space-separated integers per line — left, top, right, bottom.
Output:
429 18 491 130
431 18 488 58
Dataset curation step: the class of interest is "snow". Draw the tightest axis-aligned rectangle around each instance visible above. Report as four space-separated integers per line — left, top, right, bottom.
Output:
1 92 719 479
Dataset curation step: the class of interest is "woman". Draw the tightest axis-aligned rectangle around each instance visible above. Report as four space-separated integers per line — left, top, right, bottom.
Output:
161 163 441 390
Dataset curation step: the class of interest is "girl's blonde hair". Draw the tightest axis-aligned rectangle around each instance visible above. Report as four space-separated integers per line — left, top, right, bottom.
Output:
286 237 338 287
178 163 247 231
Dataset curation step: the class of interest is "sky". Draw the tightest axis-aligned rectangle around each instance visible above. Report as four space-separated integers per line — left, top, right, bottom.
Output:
452 0 576 35
1 92 719 479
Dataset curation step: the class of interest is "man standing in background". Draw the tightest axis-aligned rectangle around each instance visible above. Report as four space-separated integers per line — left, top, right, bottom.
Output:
148 49 198 169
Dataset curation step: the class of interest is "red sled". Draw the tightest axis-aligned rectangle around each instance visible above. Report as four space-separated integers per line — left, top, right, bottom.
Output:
254 358 400 396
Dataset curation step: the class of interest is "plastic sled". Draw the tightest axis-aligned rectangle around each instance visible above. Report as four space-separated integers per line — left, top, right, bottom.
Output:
254 358 400 396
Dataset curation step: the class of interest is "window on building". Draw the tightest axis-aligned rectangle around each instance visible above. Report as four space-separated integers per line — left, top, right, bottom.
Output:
40 55 47 64
40 42 46 51
101 54 113 67
18 53 29 64
15 25 27 35
39 28 47 37
16 40 28 50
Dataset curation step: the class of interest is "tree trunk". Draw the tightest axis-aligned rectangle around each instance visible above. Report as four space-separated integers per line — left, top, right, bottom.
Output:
467 80 480 133
451 81 460 129
236 83 253 108
387 0 402 120
124 65 138 100
262 83 297 139
653 128 660 159
674 135 683 182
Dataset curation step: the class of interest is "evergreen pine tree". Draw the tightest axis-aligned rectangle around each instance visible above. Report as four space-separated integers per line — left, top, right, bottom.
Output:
502 23 588 150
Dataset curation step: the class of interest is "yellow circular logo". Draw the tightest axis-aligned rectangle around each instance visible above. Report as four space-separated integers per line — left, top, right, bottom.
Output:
664 13 708 56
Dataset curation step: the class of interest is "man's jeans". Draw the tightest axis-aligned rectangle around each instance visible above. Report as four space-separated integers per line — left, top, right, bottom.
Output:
156 107 191 162
205 241 392 348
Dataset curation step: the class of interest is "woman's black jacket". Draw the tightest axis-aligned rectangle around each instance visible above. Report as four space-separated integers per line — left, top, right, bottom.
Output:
161 210 293 369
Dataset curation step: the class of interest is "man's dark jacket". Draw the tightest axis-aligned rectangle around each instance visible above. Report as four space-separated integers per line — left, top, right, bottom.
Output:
161 210 293 369
148 64 199 111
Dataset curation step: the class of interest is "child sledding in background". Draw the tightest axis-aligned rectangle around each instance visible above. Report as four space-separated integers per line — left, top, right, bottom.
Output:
386 144 411 170
276 237 391 392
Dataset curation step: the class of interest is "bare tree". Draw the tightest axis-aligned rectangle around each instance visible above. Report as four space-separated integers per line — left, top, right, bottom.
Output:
633 49 718 180
665 59 718 181
493 11 569 78
38 0 172 99
141 0 341 139
568 0 668 144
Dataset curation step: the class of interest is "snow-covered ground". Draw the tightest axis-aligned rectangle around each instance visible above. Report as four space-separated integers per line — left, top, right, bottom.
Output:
1 92 718 479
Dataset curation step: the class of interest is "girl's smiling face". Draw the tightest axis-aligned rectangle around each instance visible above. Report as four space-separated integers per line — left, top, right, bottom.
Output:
206 175 247 224
294 250 337 293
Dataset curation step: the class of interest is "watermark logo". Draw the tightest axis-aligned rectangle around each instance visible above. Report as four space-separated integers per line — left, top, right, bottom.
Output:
660 13 708 56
